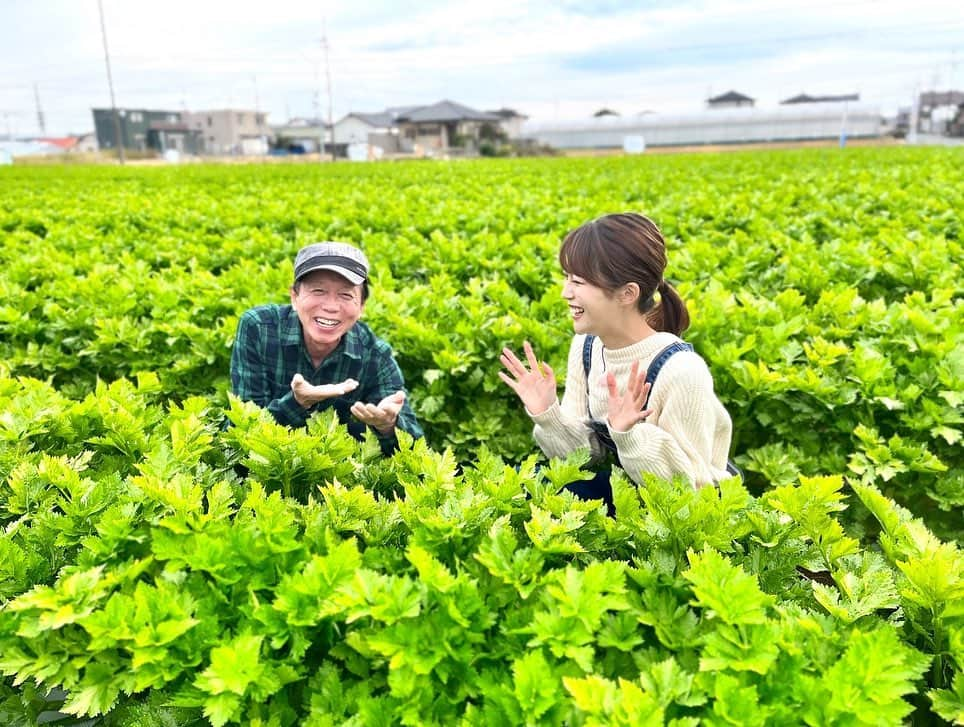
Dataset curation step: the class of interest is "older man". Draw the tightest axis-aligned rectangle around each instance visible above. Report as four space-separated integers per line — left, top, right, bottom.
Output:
230 241 422 451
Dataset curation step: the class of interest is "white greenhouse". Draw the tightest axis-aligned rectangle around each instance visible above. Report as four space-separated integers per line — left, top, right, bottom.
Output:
523 103 884 149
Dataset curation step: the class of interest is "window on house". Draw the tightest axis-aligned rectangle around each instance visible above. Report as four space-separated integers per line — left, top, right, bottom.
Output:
168 114 178 123
237 113 244 124
130 112 143 123
256 114 265 125
207 116 213 127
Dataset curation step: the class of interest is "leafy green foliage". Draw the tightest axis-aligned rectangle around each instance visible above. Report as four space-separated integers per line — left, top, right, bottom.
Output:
1 148 961 724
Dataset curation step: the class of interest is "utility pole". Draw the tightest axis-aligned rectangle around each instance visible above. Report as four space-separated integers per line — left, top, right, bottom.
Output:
321 19 335 161
34 83 46 135
908 83 920 145
97 0 124 163
313 59 321 156
839 100 849 149
253 74 266 158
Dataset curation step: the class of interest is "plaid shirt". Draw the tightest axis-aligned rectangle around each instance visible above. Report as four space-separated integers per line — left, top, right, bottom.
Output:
230 304 423 445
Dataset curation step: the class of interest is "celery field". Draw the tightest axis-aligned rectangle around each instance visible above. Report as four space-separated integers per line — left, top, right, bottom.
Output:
0 147 962 725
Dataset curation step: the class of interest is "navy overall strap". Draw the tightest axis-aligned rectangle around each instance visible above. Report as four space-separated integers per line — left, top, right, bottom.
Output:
641 341 742 481
582 335 618 456
642 341 694 410
581 334 595 380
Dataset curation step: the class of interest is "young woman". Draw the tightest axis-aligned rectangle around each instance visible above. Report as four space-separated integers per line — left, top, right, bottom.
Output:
499 213 734 512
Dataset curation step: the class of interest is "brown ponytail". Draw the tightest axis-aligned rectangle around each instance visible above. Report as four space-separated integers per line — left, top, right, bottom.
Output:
648 279 690 336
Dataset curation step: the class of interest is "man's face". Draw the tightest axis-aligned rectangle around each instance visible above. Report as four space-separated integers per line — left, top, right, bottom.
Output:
291 269 364 355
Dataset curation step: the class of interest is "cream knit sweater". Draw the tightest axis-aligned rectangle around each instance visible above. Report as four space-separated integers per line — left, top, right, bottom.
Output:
530 332 733 488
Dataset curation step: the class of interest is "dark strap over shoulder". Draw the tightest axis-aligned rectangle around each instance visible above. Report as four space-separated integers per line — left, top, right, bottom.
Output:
582 335 617 457
641 341 694 410
581 334 595 380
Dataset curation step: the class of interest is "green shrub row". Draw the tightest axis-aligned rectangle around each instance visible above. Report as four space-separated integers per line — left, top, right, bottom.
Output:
0 375 961 725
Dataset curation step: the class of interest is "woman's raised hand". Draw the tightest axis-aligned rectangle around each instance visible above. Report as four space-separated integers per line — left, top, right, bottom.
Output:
499 341 557 416
604 360 653 432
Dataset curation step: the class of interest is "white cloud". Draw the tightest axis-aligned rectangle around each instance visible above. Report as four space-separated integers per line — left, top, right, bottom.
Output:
2 0 962 136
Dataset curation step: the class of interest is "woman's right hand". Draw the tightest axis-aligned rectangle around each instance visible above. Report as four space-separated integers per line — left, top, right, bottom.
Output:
498 341 557 415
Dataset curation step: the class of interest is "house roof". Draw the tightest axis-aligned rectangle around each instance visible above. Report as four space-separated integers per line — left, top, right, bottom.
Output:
285 117 326 127
781 93 860 104
707 90 755 103
395 100 500 123
37 137 78 150
344 111 396 128
384 105 420 119
919 90 964 106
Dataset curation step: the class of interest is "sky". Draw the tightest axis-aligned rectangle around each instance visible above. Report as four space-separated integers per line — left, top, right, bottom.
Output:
2 0 963 137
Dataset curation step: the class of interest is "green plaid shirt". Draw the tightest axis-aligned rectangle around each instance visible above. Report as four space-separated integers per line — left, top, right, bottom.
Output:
230 304 423 444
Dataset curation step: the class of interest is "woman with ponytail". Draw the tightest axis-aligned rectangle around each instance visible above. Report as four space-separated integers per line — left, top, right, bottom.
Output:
499 213 734 513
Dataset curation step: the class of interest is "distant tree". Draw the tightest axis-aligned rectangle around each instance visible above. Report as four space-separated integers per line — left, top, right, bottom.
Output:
479 122 508 142
593 108 619 117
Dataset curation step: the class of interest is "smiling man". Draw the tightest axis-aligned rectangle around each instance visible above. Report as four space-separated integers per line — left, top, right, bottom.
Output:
230 241 422 452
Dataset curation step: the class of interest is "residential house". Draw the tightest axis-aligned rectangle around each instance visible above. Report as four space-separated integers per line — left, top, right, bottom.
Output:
146 121 204 154
331 106 421 154
184 109 272 155
331 101 505 155
486 108 528 139
92 108 202 153
72 132 98 153
271 117 330 153
706 91 755 109
330 111 402 154
333 111 395 144
917 90 964 135
394 100 501 153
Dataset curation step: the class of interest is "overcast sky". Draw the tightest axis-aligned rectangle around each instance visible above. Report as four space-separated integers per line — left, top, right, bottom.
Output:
2 0 963 137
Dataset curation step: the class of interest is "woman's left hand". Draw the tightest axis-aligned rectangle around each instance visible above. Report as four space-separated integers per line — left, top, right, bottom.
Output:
604 360 653 432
